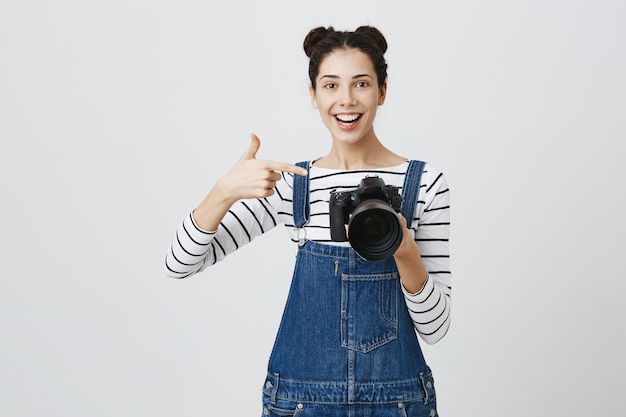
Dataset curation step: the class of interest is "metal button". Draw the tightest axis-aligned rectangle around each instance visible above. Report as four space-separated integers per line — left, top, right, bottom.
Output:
263 407 269 415
429 409 436 417
297 403 303 409
397 402 404 408
265 381 273 389
426 381 433 389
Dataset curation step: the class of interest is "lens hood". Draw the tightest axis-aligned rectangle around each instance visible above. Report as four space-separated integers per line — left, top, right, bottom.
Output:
348 201 403 261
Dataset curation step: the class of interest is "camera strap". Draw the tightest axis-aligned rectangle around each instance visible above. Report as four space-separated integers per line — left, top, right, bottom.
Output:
400 160 427 228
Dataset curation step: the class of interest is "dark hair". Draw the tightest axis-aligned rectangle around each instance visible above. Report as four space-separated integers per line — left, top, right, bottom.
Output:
303 26 388 90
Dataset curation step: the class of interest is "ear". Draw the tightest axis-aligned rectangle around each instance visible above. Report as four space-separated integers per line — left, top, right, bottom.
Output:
309 85 319 109
378 82 387 105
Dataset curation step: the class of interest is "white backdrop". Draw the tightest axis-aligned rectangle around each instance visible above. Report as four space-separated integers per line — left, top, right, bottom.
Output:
1 1 624 416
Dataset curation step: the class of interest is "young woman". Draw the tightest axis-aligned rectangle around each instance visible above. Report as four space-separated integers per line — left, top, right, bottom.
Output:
165 25 451 417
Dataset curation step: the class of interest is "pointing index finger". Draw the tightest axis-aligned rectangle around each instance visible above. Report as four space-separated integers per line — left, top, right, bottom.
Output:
267 161 308 176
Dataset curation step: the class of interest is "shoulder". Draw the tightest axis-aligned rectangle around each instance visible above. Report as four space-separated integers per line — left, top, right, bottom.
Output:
422 161 444 177
404 161 450 199
415 161 447 184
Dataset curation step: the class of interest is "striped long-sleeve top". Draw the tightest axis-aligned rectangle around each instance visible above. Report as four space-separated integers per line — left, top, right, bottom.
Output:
165 161 452 344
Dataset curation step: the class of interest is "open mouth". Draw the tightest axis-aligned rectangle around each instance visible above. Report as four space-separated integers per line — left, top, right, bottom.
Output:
334 113 362 126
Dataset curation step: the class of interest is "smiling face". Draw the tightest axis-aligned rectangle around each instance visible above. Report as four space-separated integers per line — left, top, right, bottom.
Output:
309 48 387 146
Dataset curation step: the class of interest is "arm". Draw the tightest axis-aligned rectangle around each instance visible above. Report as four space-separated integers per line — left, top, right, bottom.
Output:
164 134 307 279
394 166 452 344
165 197 280 279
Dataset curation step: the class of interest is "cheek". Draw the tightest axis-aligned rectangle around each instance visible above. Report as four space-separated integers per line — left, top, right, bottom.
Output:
314 97 332 112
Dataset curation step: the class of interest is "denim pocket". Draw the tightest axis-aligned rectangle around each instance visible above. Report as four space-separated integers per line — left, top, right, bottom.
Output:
264 404 302 417
341 272 399 353
262 395 304 417
397 399 438 417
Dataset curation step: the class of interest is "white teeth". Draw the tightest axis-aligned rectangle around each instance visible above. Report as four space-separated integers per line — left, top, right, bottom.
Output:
335 114 360 122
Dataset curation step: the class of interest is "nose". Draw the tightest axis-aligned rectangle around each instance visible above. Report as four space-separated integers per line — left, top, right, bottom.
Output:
338 86 356 106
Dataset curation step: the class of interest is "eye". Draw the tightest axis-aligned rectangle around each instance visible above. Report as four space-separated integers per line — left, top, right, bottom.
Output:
355 81 370 88
324 82 336 89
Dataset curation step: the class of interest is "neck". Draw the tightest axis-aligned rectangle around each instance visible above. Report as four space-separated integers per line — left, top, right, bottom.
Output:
315 136 406 170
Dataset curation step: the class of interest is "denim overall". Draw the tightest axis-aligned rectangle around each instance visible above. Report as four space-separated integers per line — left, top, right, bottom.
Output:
262 161 437 417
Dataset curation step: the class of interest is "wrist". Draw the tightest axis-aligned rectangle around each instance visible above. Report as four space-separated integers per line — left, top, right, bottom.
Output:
393 236 420 261
192 179 237 231
211 176 238 206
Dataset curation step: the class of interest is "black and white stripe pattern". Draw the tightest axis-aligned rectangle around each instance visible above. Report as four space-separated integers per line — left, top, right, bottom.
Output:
165 161 452 344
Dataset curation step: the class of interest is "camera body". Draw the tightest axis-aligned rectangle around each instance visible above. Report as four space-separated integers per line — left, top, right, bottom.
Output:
329 176 404 261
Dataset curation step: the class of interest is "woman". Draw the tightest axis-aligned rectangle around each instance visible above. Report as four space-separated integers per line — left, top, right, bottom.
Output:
165 25 451 417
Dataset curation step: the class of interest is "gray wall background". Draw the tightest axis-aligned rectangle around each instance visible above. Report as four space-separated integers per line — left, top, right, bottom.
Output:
1 1 624 416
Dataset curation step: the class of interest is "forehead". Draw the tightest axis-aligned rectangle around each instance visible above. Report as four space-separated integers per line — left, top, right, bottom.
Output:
317 49 376 78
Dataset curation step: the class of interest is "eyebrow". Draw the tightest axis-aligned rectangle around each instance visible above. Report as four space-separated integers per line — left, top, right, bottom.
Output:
319 73 375 80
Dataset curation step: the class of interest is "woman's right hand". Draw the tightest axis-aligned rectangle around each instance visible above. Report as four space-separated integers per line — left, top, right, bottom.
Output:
192 134 307 231
218 133 308 202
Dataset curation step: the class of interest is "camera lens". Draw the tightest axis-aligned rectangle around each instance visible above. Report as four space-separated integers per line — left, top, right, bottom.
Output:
348 202 403 261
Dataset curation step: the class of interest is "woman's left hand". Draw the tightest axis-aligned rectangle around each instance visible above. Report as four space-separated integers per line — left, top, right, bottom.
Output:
393 214 421 260
393 214 428 294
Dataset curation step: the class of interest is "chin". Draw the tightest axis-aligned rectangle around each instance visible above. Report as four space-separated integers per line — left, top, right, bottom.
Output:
331 134 366 145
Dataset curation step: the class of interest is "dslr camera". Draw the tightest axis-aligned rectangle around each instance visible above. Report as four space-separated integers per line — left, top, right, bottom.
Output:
329 176 404 261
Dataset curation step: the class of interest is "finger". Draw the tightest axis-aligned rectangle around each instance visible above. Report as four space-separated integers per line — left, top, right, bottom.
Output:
397 213 408 228
267 171 282 182
264 178 278 189
265 161 308 176
240 133 261 161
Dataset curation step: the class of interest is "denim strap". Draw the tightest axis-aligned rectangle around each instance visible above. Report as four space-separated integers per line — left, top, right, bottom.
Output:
293 161 310 229
400 160 426 228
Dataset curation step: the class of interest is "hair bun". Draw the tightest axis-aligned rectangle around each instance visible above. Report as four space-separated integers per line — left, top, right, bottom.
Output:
302 25 389 89
303 26 335 57
355 26 388 54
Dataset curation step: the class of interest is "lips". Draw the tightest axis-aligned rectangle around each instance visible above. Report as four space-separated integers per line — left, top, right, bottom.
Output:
334 113 362 129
